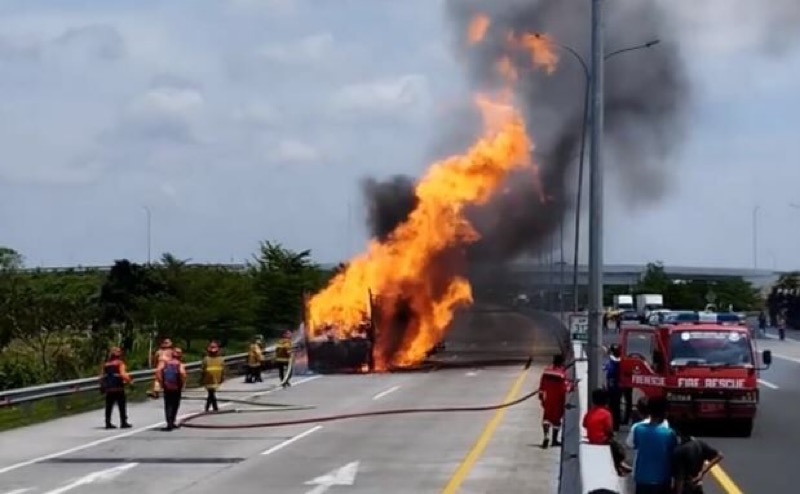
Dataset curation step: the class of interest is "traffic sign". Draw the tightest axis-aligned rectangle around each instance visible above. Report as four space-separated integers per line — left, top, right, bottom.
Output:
569 314 588 341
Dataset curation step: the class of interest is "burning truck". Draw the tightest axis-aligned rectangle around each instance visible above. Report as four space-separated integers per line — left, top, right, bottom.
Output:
303 291 446 374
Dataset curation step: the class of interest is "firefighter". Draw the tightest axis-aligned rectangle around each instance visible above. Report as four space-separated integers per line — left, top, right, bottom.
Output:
100 347 132 429
246 336 264 383
201 342 225 412
157 347 187 431
276 330 293 388
148 338 174 398
539 354 572 448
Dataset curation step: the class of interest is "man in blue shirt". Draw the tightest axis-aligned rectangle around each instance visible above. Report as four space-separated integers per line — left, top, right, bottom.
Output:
632 396 676 493
603 344 622 431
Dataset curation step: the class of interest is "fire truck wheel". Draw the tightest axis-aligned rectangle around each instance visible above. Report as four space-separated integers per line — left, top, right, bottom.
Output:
733 418 754 437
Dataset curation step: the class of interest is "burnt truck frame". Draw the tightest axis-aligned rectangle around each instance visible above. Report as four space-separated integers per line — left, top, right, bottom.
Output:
619 323 772 437
303 290 446 374
304 291 377 374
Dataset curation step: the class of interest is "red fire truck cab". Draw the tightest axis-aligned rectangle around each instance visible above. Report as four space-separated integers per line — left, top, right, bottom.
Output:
619 323 772 437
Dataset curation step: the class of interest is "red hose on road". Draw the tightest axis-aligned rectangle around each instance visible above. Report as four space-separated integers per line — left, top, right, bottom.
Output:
178 389 541 429
178 357 581 430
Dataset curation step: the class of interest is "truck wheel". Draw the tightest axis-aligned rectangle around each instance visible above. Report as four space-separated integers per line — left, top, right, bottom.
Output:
734 418 754 437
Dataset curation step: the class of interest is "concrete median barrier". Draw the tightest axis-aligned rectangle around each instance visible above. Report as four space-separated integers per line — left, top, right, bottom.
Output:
573 342 624 494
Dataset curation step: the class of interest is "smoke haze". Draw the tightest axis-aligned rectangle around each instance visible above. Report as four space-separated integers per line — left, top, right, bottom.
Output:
361 0 800 263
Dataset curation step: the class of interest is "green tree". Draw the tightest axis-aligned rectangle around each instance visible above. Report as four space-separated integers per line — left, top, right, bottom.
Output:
2 275 98 380
636 262 671 294
0 246 23 271
140 256 256 352
96 259 165 352
250 241 324 337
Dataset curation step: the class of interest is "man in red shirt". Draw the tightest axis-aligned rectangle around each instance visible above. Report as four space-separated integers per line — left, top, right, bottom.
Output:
539 354 572 448
583 388 632 476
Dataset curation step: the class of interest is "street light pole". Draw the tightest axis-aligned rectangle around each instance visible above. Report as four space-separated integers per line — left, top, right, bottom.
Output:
547 37 660 312
752 205 760 269
559 218 565 320
587 0 605 392
143 206 151 265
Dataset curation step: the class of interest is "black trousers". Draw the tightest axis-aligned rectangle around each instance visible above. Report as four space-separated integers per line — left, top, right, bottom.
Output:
205 388 218 412
608 387 622 431
246 366 262 382
278 362 290 383
104 391 128 425
163 390 182 427
609 438 627 467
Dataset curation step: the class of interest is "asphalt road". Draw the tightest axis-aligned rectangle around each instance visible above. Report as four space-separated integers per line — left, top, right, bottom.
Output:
604 327 800 494
698 334 800 494
0 307 561 494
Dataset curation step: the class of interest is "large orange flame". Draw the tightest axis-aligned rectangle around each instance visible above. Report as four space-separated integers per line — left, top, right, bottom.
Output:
306 15 558 370
467 13 490 45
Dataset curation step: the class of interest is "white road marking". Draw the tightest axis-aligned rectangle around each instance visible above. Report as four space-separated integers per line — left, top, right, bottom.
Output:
43 462 138 494
763 334 800 343
465 371 479 377
758 378 779 389
3 489 34 494
261 425 322 456
304 461 360 494
773 353 800 365
372 385 400 400
0 375 322 476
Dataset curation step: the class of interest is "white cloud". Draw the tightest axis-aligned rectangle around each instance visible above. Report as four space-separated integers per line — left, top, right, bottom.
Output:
0 34 40 61
271 138 321 165
129 86 204 119
113 86 206 143
0 0 797 271
232 101 281 128
330 74 432 119
52 24 126 61
257 33 335 64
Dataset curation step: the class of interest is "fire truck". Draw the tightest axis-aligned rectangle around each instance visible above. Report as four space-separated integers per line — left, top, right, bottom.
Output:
619 322 772 437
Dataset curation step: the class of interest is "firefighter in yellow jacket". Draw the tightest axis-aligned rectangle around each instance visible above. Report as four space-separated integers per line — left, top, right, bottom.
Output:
245 336 264 383
276 330 293 388
201 342 225 412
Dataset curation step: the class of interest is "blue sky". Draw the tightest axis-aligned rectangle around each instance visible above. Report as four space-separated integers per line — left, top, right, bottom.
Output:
0 0 798 270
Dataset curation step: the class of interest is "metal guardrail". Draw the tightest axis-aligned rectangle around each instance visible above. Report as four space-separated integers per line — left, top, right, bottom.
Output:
0 345 281 408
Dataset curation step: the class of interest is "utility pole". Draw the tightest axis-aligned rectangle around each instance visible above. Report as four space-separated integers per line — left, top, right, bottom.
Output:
587 0 605 391
559 219 565 320
752 205 759 269
143 206 152 265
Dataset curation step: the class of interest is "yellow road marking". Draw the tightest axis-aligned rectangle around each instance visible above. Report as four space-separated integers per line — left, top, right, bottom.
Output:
441 368 530 494
710 464 744 494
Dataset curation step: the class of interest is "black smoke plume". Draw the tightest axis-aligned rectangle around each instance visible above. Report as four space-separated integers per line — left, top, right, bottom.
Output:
363 0 691 263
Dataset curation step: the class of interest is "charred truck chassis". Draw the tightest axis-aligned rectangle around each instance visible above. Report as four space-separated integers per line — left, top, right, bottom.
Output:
306 337 374 374
305 292 378 374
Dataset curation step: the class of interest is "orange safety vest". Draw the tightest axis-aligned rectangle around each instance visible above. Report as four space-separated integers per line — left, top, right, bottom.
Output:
101 359 131 392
